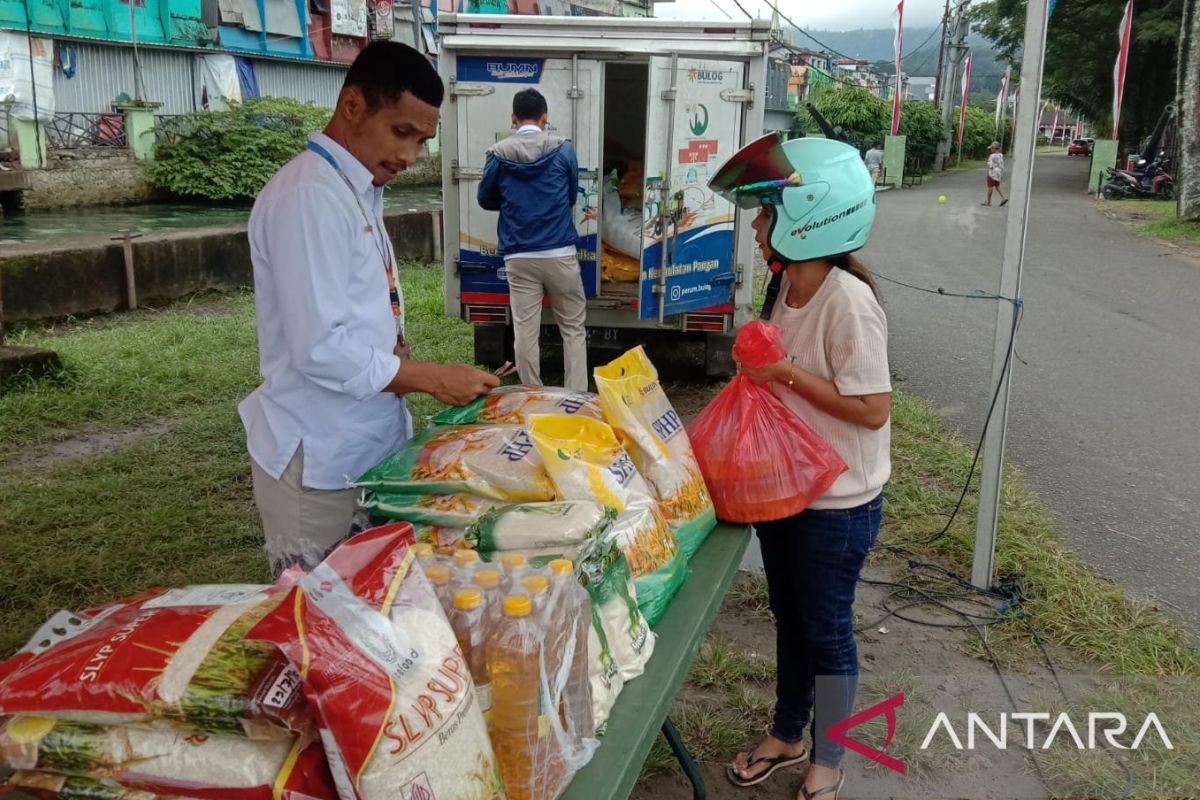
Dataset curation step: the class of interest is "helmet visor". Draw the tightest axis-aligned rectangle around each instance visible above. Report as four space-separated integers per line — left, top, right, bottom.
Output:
709 133 802 209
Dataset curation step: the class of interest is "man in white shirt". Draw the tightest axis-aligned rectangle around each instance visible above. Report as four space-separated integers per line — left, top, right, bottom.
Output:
241 42 499 576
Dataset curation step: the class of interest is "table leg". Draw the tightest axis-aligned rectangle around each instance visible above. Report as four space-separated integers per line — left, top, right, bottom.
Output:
662 716 705 800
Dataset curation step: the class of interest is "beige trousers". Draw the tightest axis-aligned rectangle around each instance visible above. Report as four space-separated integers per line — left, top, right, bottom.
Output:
250 445 359 577
506 254 588 392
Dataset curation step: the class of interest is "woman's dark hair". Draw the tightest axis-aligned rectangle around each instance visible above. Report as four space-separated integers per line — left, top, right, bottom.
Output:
343 42 444 110
513 88 548 121
830 252 880 300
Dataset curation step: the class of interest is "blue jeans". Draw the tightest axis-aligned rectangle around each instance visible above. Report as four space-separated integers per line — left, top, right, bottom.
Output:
755 494 883 768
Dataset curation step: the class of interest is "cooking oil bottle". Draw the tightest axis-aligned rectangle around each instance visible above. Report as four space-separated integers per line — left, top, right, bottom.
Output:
450 588 492 719
549 558 595 743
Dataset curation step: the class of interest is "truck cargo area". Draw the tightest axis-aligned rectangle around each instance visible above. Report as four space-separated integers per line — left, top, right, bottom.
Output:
598 62 649 302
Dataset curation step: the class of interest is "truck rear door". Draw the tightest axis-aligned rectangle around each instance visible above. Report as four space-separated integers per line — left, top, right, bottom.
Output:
639 56 746 322
451 55 602 303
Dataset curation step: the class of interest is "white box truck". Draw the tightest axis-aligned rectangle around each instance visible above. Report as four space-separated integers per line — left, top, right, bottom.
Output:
438 14 771 376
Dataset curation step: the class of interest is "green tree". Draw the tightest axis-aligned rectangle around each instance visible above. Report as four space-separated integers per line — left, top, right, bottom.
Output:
952 104 1001 159
897 99 946 168
794 85 890 149
970 0 1182 147
149 97 332 201
793 86 945 169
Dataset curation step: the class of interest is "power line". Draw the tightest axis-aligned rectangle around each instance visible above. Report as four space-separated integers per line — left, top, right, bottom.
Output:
707 0 734 20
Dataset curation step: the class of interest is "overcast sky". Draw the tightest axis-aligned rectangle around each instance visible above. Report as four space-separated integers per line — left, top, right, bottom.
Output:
653 0 948 31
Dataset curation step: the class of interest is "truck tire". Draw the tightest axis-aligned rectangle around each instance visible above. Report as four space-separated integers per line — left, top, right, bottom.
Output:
473 323 514 370
704 332 737 378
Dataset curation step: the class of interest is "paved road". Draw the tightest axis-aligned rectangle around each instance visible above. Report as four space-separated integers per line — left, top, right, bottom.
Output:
859 152 1200 634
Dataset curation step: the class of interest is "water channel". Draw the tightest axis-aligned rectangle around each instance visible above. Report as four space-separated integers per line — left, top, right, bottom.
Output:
0 186 443 244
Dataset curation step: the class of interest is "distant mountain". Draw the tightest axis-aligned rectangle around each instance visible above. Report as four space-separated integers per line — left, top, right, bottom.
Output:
787 27 1007 96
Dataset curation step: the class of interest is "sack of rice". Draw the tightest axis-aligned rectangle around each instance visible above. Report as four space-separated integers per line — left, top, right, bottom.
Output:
358 491 507 529
430 386 603 426
250 524 507 800
0 717 335 800
594 347 716 560
355 425 553 502
2 771 171 799
528 415 686 626
0 588 308 740
466 502 615 561
573 536 654 732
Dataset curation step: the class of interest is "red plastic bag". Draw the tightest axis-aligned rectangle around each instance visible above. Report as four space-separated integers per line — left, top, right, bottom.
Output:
688 322 848 523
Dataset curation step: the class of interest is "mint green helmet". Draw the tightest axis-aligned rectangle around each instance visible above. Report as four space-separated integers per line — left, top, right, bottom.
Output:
709 133 876 263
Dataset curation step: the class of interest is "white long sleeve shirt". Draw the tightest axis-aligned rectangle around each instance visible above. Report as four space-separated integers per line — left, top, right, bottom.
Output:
239 132 411 490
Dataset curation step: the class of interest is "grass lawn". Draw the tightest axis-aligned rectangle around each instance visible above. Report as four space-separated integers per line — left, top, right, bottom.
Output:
1100 198 1200 242
2 265 1197 689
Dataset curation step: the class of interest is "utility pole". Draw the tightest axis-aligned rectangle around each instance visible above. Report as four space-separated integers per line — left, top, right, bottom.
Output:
934 0 951 105
1178 0 1200 222
972 0 1051 591
935 1 969 170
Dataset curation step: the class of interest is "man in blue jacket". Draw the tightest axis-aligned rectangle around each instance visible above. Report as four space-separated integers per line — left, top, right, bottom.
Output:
478 88 586 391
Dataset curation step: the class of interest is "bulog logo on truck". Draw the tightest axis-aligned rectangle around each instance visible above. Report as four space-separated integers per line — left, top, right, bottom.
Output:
687 67 725 83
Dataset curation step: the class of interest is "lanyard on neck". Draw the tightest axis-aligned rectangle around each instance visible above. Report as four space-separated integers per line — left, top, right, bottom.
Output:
307 140 405 337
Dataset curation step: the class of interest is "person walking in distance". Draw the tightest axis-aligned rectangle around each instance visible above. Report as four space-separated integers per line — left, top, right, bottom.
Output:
863 140 884 184
984 141 1008 206
478 88 587 391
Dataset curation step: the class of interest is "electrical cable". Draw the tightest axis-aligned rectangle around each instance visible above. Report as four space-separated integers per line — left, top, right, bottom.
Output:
870 271 1023 544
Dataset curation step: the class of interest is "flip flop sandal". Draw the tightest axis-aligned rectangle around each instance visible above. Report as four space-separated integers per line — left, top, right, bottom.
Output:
725 744 809 788
1000 199 1010 206
799 769 845 800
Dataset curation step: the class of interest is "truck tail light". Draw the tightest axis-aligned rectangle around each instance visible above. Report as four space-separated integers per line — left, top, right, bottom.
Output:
682 313 730 333
465 305 510 324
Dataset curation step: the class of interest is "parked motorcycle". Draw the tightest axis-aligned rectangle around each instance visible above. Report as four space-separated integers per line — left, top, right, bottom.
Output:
1102 153 1175 200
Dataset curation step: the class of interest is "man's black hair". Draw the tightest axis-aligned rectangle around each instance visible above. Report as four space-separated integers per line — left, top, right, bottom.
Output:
513 88 548 121
343 42 444 109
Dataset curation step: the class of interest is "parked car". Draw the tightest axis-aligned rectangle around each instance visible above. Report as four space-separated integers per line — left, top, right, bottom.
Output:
1068 138 1093 156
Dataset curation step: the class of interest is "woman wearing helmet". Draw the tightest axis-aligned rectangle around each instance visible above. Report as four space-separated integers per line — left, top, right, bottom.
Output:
712 133 891 800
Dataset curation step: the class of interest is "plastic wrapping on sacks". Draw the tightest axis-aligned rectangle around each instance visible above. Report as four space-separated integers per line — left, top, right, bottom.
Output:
2 771 173 799
358 490 508 529
594 347 716 560
0 718 334 800
573 536 653 732
249 524 510 800
355 424 554 502
528 414 685 626
0 588 308 740
466 502 615 563
430 386 603 426
687 321 848 523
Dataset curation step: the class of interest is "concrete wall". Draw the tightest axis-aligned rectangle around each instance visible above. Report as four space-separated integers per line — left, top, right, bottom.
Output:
1 209 439 321
25 151 153 208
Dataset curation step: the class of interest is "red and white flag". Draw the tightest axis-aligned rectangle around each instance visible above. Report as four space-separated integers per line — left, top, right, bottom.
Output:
891 0 904 135
994 67 1009 130
956 51 972 151
1112 0 1134 139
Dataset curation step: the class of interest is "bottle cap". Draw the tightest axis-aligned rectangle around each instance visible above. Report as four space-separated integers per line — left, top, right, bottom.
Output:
472 569 502 589
424 565 451 585
501 553 528 570
549 558 574 576
502 594 533 617
453 549 481 567
522 575 550 595
454 588 483 610
412 543 435 558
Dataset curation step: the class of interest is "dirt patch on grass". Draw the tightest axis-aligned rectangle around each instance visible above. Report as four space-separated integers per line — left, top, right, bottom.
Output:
3 418 177 472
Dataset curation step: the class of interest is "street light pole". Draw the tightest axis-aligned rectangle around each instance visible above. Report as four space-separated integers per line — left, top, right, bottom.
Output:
972 0 1052 590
